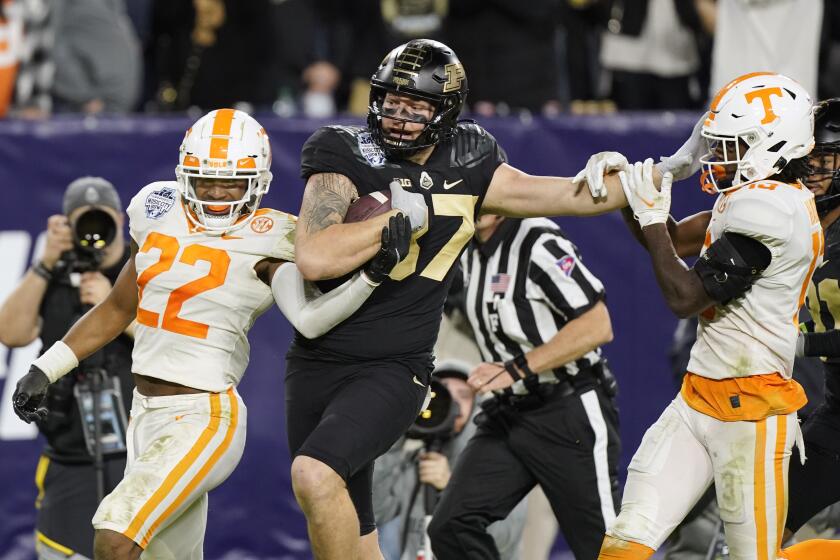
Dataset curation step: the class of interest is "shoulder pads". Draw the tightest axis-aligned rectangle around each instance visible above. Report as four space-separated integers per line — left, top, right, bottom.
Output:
723 188 796 246
450 123 505 168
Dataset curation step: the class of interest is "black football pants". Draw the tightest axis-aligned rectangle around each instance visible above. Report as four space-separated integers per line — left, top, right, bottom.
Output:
787 364 840 532
428 384 620 560
35 454 126 559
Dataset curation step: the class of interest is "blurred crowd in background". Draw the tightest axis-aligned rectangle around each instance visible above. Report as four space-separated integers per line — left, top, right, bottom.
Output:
0 0 837 120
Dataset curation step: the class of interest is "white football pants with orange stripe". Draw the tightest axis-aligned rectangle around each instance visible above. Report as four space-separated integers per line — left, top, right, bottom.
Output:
92 388 246 559
608 394 799 560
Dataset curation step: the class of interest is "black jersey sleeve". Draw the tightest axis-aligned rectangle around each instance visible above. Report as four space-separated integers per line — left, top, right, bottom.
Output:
300 126 368 189
450 123 507 214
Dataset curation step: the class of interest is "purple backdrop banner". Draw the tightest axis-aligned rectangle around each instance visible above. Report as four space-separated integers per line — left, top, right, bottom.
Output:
0 113 710 558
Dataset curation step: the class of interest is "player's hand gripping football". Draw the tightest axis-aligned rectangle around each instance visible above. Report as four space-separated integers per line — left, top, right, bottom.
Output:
621 158 673 228
389 181 428 232
12 365 51 423
572 151 629 199
364 213 412 284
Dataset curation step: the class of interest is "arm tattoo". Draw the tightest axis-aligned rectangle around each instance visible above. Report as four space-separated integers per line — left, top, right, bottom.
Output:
299 173 359 234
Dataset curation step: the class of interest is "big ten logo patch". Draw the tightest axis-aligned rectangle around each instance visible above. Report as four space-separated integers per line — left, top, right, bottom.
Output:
250 216 274 234
0 231 42 440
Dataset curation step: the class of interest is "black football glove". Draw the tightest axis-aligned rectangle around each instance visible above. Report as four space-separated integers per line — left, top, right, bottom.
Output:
365 213 412 283
12 365 50 424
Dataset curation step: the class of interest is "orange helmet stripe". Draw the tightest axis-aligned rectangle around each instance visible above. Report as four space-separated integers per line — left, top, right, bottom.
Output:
209 108 235 159
706 71 777 124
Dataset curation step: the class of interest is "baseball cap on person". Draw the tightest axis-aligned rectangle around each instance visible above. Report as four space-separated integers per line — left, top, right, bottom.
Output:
63 177 122 216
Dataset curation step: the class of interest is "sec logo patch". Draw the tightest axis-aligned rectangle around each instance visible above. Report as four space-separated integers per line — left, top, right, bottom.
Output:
251 216 274 233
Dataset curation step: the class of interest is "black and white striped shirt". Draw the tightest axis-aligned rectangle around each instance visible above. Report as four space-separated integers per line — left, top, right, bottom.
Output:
459 218 606 393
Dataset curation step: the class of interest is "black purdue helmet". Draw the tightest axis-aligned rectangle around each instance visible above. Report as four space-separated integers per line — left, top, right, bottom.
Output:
809 98 840 217
367 39 468 158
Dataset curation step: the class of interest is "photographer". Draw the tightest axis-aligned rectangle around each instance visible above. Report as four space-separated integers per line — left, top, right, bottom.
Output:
0 177 133 559
373 361 527 560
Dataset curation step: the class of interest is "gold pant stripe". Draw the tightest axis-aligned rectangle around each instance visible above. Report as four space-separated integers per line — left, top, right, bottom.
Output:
36 530 74 556
34 455 50 509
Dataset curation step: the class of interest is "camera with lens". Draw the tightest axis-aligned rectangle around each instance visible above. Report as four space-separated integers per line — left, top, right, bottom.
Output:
53 208 118 276
41 207 119 434
406 379 460 446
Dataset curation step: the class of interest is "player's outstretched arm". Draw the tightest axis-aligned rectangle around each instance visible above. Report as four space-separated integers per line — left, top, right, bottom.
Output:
480 163 629 218
12 243 140 423
295 172 398 281
264 214 412 338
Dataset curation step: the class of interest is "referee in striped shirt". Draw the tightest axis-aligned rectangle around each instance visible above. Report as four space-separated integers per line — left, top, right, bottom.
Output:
428 214 621 560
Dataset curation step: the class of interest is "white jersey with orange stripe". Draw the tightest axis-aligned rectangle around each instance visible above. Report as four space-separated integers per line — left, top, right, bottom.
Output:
126 181 296 392
688 180 823 381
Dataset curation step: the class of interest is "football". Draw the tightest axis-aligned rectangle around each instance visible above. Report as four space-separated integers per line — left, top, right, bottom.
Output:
344 190 392 223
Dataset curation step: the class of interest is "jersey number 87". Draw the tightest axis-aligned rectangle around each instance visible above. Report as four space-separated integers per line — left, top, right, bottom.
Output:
389 193 478 282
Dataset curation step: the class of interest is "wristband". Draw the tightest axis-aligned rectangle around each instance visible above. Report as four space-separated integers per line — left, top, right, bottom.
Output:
502 361 523 382
32 341 79 383
513 353 536 377
32 261 53 282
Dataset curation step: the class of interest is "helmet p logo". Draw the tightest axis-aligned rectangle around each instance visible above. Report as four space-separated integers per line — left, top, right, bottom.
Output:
745 87 783 125
443 63 465 93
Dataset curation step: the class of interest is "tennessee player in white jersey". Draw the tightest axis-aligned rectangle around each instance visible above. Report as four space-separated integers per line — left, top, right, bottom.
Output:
11 109 410 560
582 73 827 560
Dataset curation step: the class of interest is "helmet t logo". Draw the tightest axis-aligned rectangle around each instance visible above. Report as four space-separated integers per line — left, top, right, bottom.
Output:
745 87 783 125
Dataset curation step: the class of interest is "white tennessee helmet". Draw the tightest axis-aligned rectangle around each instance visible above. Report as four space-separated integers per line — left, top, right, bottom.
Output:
175 108 272 232
700 72 814 193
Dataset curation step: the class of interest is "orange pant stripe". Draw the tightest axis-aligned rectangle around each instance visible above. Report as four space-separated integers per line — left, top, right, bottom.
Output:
774 415 787 553
754 418 768 560
124 393 222 542
139 389 239 547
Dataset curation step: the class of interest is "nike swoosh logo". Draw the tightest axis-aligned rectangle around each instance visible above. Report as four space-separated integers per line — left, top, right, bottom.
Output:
443 179 463 190
638 196 655 208
412 376 426 387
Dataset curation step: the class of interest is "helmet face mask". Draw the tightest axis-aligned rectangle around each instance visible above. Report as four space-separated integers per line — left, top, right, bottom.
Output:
367 39 467 159
806 98 840 217
182 176 258 231
371 90 439 153
175 108 272 233
699 133 761 192
700 72 814 194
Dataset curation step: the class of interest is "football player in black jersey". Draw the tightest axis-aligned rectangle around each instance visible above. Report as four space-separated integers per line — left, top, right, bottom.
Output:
784 98 840 545
287 38 635 559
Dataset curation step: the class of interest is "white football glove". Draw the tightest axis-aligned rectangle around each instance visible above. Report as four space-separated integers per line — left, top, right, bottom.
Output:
620 158 672 228
656 113 706 181
572 151 629 199
389 181 428 233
